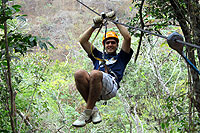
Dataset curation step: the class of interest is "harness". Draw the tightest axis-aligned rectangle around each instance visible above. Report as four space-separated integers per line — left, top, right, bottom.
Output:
90 13 119 82
76 0 200 75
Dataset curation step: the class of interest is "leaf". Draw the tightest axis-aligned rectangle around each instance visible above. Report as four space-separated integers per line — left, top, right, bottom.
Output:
129 7 133 11
1 60 7 66
42 43 48 50
39 41 43 49
0 25 4 30
9 7 16 13
0 130 9 133
39 41 48 50
12 7 20 12
154 126 159 131
160 42 168 47
176 106 183 112
135 33 141 37
16 15 26 22
12 5 22 9
29 36 36 42
47 42 55 49
161 123 165 129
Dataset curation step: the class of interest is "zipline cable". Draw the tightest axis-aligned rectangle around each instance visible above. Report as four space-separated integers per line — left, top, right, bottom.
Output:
176 40 200 49
76 0 200 75
109 20 200 50
76 0 200 50
76 0 100 16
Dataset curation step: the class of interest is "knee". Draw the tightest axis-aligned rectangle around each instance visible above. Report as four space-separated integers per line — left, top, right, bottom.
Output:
74 69 88 81
90 70 103 81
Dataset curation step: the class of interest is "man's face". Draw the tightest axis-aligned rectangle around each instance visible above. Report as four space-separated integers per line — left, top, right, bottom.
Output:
105 39 118 54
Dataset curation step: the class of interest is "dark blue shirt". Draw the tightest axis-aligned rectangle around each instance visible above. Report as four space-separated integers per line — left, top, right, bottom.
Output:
88 48 133 84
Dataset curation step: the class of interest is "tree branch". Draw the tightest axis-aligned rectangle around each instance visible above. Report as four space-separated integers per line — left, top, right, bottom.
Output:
16 109 33 129
2 1 16 132
134 0 145 63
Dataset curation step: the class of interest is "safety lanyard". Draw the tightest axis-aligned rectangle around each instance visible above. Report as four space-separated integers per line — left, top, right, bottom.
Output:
90 23 104 62
181 51 200 75
90 19 110 73
77 0 200 75
103 20 108 60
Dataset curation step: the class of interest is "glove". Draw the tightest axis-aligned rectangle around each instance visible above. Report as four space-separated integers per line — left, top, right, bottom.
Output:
106 11 118 22
92 16 103 29
167 32 184 54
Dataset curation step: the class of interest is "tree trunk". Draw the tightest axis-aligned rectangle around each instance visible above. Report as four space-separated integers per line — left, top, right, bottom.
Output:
2 1 16 132
170 0 200 118
187 0 200 118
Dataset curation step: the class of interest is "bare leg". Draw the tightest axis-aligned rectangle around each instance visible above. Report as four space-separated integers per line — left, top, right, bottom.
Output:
73 70 103 127
86 70 103 109
74 69 90 102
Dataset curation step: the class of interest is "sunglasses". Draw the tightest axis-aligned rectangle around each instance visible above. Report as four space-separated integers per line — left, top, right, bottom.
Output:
105 40 117 45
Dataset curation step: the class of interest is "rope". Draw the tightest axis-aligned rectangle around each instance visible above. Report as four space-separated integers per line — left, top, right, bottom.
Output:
102 20 109 73
181 51 200 75
103 20 108 60
90 17 109 63
90 20 110 73
90 23 104 62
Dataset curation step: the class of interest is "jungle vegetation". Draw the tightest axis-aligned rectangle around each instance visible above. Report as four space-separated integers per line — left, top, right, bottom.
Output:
0 0 200 132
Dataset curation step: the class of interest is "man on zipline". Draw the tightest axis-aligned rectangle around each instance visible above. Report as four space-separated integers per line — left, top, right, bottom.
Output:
72 11 133 127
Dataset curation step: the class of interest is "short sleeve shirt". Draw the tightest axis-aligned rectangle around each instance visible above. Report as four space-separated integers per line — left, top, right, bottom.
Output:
88 48 133 84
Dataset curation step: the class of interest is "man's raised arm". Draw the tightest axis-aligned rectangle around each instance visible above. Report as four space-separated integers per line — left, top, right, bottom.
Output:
79 16 103 55
79 27 95 55
106 11 131 53
116 23 131 53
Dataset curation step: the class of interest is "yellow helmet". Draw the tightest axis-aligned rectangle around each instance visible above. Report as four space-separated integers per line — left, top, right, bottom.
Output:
102 31 119 45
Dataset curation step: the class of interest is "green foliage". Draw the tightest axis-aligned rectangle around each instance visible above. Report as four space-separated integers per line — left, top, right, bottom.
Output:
120 34 200 132
0 0 55 132
124 0 200 131
0 0 54 56
1 0 200 132
8 50 92 132
128 0 177 38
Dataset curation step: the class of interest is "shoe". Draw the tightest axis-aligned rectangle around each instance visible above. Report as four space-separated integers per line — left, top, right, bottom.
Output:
72 109 92 127
92 108 102 124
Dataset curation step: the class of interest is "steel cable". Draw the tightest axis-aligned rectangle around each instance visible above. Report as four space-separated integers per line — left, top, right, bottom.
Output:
76 0 200 49
76 0 200 75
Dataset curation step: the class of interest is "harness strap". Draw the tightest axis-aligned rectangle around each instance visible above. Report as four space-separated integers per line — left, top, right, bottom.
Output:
98 60 109 73
98 62 120 89
89 11 120 84
181 51 200 75
90 23 104 62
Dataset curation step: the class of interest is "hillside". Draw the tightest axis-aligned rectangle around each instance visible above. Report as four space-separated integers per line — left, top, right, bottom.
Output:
16 0 133 61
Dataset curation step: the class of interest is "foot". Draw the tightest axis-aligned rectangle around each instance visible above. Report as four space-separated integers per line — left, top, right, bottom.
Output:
92 108 102 124
72 109 92 127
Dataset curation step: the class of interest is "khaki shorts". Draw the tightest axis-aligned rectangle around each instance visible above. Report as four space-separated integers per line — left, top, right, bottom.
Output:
100 72 118 100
